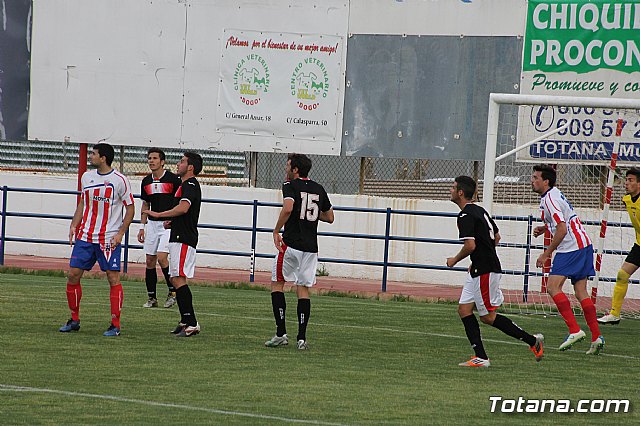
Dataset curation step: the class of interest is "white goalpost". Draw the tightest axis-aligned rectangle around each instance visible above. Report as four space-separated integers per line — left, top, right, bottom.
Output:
483 93 640 318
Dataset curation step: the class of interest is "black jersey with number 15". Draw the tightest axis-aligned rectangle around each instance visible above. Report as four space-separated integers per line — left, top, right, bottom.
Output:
457 203 502 277
282 178 332 253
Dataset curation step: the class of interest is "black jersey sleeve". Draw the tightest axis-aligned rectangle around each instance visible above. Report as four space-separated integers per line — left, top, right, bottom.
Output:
320 187 332 212
140 177 150 202
457 213 475 240
179 181 199 205
171 173 182 196
282 181 295 199
490 216 499 235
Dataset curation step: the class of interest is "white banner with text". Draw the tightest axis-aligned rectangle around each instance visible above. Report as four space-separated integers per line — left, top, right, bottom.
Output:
216 29 343 142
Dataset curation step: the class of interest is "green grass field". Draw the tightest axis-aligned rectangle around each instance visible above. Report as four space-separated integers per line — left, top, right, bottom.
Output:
0 271 638 425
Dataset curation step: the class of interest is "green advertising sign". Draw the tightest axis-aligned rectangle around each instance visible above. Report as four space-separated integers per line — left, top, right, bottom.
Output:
523 0 640 74
522 0 640 98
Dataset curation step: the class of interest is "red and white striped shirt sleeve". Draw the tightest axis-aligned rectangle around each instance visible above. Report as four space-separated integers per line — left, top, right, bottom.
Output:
544 192 565 226
116 172 135 206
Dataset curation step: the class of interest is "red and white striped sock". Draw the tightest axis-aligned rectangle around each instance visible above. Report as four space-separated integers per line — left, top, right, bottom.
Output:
109 283 123 328
552 292 581 334
66 282 82 321
580 298 601 342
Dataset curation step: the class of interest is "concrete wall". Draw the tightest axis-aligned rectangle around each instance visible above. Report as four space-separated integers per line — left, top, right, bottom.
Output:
1 171 634 297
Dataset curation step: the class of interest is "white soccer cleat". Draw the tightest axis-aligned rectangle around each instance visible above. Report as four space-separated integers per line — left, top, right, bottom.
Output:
264 334 288 347
586 335 605 355
558 329 586 351
297 340 309 350
142 297 158 308
164 293 177 308
458 356 490 368
176 322 200 337
597 312 621 325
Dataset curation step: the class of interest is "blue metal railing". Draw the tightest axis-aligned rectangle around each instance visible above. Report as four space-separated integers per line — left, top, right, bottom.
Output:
1 185 636 294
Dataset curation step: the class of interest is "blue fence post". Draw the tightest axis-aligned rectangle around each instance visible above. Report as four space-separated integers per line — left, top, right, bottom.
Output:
0 186 7 266
250 199 258 283
381 207 392 292
123 229 129 274
523 215 533 303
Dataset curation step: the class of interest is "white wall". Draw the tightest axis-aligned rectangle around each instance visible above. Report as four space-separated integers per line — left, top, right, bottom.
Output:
349 0 526 36
28 0 348 154
3 171 635 297
28 0 530 151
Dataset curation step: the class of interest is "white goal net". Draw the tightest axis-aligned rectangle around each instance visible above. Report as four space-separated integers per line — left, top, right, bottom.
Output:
482 94 640 319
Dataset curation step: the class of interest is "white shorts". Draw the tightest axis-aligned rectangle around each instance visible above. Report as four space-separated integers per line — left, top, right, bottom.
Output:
143 220 170 256
458 272 504 317
271 245 318 287
168 242 196 278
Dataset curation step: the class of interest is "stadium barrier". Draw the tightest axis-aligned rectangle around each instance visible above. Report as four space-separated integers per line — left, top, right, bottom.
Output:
0 185 636 297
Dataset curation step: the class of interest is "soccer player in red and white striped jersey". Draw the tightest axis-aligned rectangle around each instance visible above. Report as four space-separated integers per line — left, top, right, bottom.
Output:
532 164 604 355
59 143 135 337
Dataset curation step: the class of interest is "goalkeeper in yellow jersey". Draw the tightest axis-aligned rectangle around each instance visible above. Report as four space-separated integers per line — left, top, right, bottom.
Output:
598 168 640 325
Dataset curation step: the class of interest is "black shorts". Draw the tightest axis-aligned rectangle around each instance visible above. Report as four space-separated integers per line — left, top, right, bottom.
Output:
624 244 640 267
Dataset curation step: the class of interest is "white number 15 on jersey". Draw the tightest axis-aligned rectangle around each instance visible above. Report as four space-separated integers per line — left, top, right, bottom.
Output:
299 192 320 221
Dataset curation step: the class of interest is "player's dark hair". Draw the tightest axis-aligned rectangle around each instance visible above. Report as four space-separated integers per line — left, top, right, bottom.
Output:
454 176 476 200
626 168 640 180
147 147 166 161
93 143 115 166
533 164 556 187
288 153 312 178
184 152 203 176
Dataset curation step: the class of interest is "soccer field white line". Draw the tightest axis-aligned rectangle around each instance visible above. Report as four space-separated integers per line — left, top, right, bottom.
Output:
1 293 637 361
0 384 346 425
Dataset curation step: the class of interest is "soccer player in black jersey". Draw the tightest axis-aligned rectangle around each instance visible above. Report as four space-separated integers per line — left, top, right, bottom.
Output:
138 148 182 309
143 152 203 337
446 176 543 367
265 153 334 350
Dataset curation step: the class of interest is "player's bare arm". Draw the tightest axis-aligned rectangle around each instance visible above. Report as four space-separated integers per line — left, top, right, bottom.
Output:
112 203 135 247
137 200 150 243
319 207 334 224
532 225 547 237
494 232 501 246
273 198 294 252
69 198 85 245
446 239 476 268
536 222 567 267
143 199 190 219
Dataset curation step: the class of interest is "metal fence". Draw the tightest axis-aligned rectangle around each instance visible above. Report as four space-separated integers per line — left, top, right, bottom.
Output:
0 140 247 185
2 185 639 320
0 140 625 209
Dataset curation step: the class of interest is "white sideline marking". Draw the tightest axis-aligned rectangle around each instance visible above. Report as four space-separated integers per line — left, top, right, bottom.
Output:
0 293 638 361
0 384 345 425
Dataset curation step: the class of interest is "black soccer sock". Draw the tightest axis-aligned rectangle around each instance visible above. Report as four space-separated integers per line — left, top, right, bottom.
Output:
176 293 187 324
296 298 311 342
176 285 197 326
461 314 488 360
271 292 287 337
161 266 176 292
491 314 536 347
145 268 157 298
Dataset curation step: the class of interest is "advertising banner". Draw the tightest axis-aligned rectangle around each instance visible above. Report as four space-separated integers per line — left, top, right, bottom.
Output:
518 0 640 163
216 29 343 141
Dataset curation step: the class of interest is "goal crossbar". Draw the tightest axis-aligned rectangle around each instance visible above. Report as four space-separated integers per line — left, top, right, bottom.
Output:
483 93 640 214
